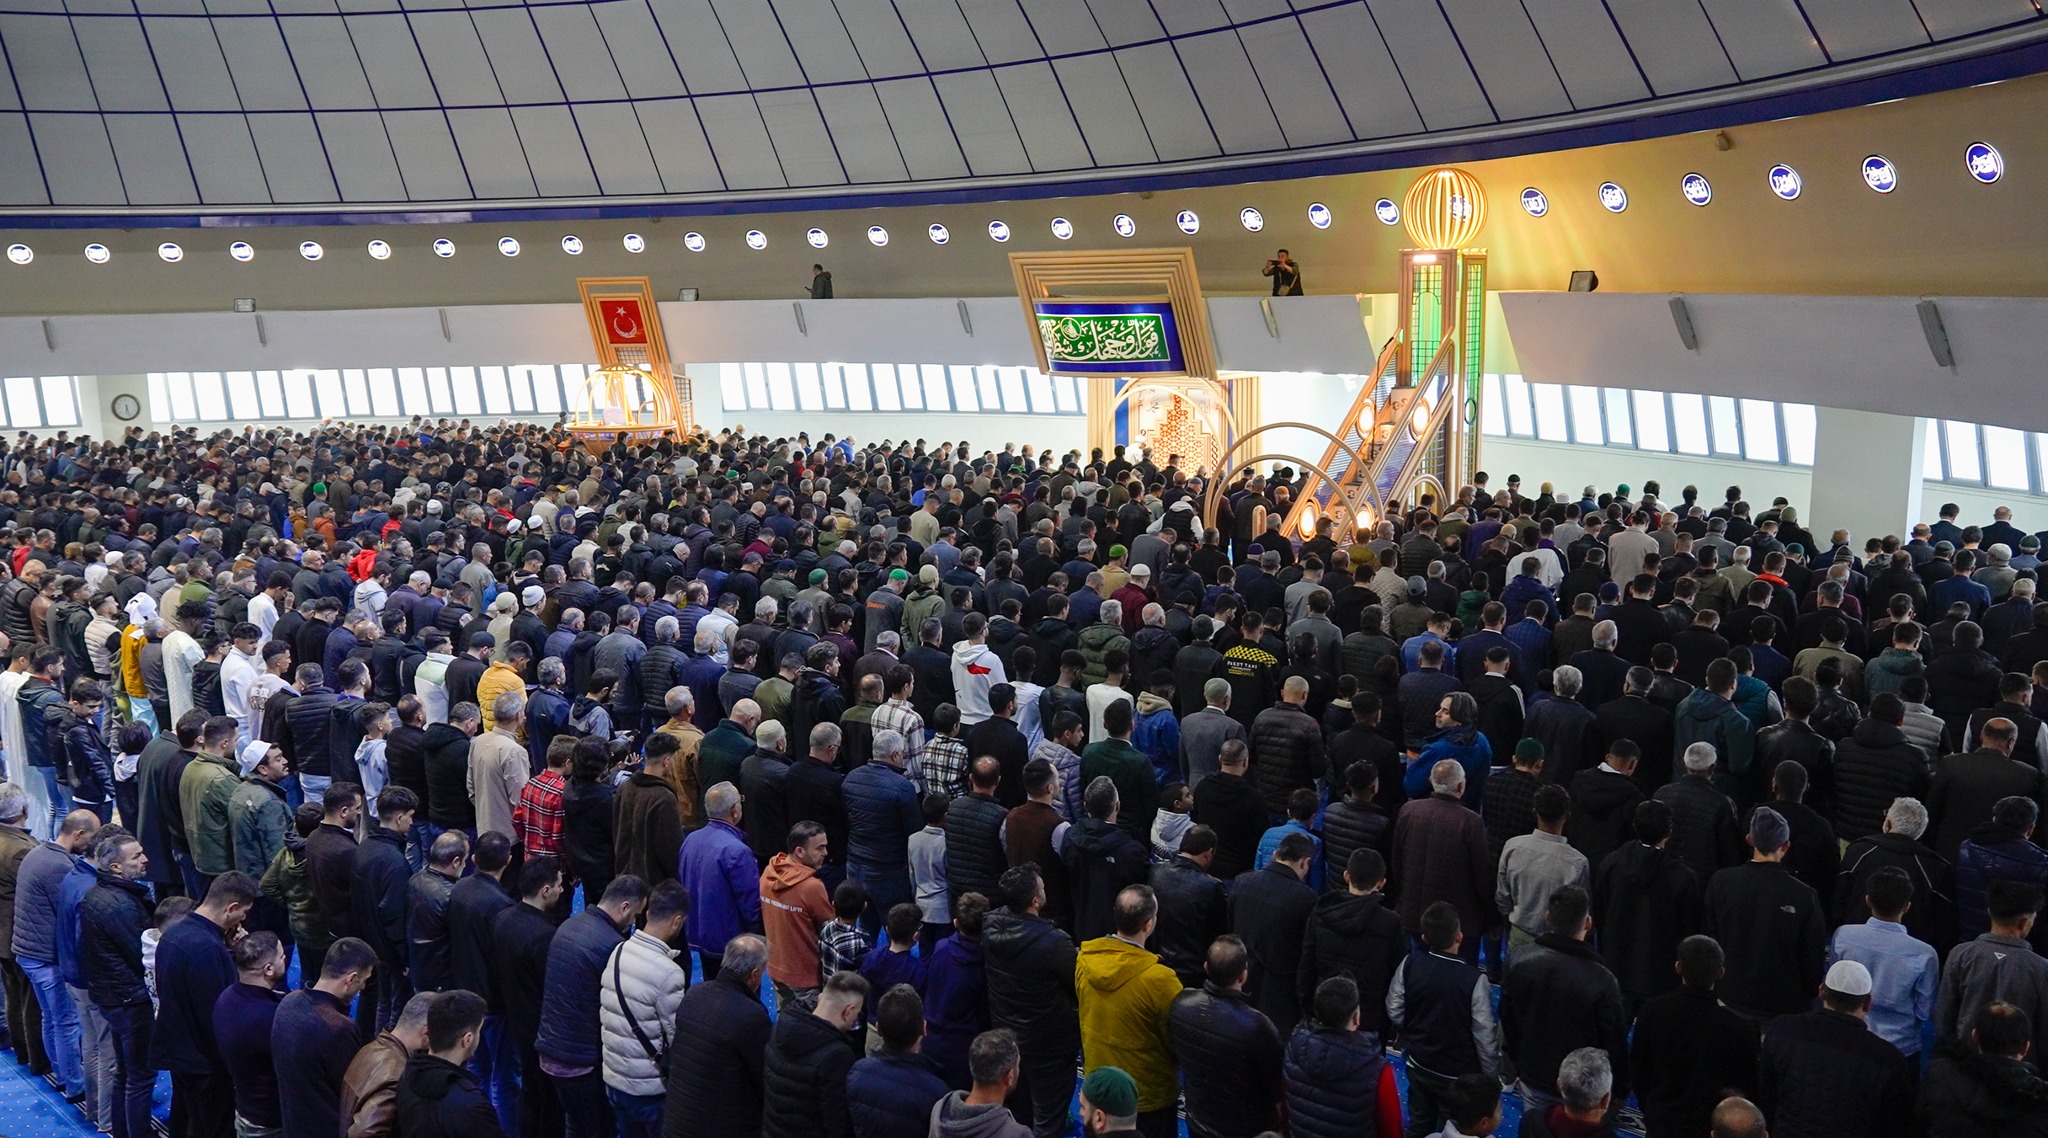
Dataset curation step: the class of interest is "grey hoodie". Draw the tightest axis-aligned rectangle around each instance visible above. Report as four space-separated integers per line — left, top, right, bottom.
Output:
929 1091 1033 1138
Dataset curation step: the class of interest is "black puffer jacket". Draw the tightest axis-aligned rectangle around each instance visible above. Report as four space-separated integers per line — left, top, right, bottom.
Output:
1651 775 1743 882
1758 1009 1915 1138
1499 934 1630 1101
1920 1047 2048 1138
1166 982 1284 1138
663 970 774 1138
421 724 475 830
1149 855 1227 987
394 1054 502 1138
1128 626 1181 690
1563 768 1643 866
639 641 686 717
1834 832 1957 952
940 792 1008 906
1320 799 1391 888
285 683 341 777
788 668 846 750
1285 1026 1389 1138
981 908 1079 1051
1296 890 1406 1034
762 1009 859 1138
77 870 153 1007
1832 719 1929 841
1248 703 1327 815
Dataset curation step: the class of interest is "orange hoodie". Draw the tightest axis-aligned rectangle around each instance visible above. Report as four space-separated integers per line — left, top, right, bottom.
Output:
759 853 834 989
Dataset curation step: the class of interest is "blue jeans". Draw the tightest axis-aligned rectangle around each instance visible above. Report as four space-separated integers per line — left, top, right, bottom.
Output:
20 956 82 1095
281 772 304 813
27 765 72 842
849 862 911 937
101 1002 155 1138
298 773 332 808
466 1014 521 1133
606 1086 664 1138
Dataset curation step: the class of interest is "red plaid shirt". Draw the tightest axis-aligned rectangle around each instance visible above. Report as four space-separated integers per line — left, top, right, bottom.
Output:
515 769 567 855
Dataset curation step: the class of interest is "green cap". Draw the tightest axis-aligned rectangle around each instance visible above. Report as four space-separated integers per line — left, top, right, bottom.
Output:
1079 1067 1138 1117
809 569 828 585
1514 738 1546 761
1107 544 1128 558
888 568 910 582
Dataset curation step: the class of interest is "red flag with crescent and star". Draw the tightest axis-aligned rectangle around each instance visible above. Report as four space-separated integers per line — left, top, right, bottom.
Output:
602 298 649 345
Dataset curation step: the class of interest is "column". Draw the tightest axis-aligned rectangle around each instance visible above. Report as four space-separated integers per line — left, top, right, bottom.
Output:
1807 406 1926 544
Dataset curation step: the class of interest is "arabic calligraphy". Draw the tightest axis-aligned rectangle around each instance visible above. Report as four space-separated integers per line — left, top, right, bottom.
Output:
1037 313 1169 365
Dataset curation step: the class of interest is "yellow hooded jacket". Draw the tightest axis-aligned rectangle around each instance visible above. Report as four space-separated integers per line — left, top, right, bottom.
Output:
1075 934 1181 1113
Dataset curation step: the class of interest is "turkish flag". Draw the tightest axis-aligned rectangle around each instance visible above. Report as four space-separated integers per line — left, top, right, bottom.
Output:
602 299 649 345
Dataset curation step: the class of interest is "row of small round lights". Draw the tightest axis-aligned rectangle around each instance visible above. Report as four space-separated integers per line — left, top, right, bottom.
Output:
6 202 1354 268
1518 142 2007 217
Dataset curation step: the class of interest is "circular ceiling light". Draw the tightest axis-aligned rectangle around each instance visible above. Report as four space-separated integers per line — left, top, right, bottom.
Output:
987 220 1010 242
807 228 828 249
1372 199 1399 225
1767 164 1802 200
866 226 888 247
1681 173 1713 206
1597 182 1628 213
1308 203 1333 229
682 232 705 252
157 242 184 263
432 239 455 258
927 223 949 245
84 243 111 264
1966 141 2003 183
229 241 254 261
623 233 646 253
299 241 324 261
561 235 584 255
1112 214 1136 238
745 230 767 250
1175 209 1199 234
497 236 521 256
1050 217 1073 240
1239 207 1264 232
1862 155 1898 193
1519 188 1548 218
6 244 31 265
367 240 392 260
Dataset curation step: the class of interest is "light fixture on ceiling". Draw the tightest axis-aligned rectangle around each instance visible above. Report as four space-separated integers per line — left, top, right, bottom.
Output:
807 228 828 248
498 236 521 256
432 239 455 257
1239 207 1264 232
1681 173 1713 206
1112 214 1136 237
623 233 647 253
1767 164 1802 200
1175 210 1199 234
157 242 183 263
1597 182 1628 213
1050 217 1073 240
1966 141 2003 183
299 241 324 261
1308 203 1333 228
927 224 949 245
84 243 111 264
367 240 392 260
683 232 706 252
867 226 888 247
229 241 254 261
6 244 30 265
745 230 767 249
988 220 1010 242
561 235 584 255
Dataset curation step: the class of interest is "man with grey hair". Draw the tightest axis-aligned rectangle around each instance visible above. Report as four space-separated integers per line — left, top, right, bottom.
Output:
1519 1047 1616 1138
1391 759 1493 964
1654 742 1745 882
678 784 757 982
1178 677 1244 790
1835 796 1955 948
740 719 792 864
786 721 847 885
1569 619 1631 709
1524 665 1597 784
468 690 529 837
665 933 774 1134
842 727 921 929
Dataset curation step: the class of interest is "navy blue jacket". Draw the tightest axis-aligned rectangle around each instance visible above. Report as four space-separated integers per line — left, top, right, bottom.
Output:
845 1050 949 1138
17 675 63 770
213 982 285 1128
150 910 235 1074
77 870 153 1008
840 762 921 874
271 988 360 1138
535 906 627 1069
351 828 412 964
1285 1026 1389 1138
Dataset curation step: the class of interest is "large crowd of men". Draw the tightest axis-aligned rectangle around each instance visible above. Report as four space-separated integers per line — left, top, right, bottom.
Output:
0 417 2046 1138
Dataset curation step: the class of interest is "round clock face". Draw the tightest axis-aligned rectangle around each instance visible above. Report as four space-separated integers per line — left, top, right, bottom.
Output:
112 393 141 421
